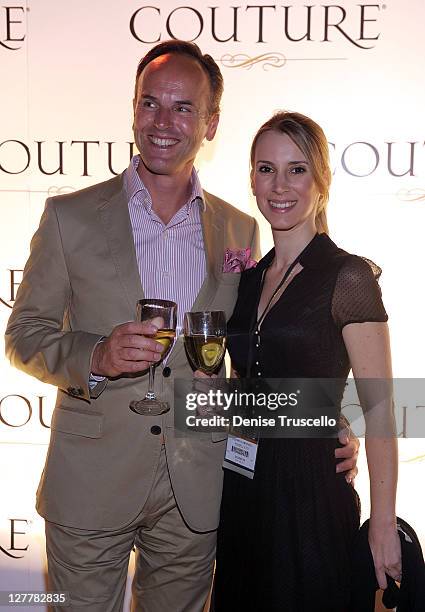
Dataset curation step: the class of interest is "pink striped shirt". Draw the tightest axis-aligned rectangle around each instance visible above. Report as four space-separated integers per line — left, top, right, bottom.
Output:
125 155 206 333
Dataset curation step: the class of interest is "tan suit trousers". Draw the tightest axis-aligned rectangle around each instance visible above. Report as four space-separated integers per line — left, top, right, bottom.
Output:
45 447 216 612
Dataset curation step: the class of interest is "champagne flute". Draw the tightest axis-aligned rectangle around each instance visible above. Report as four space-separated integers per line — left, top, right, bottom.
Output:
130 299 177 416
184 311 227 374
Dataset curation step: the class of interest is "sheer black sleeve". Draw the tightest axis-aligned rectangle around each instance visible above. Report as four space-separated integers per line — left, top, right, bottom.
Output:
331 255 388 330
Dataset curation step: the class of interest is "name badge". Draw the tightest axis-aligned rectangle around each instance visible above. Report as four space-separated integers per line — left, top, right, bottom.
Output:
223 434 258 479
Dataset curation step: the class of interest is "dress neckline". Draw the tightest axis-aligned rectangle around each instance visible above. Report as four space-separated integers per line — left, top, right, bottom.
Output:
252 233 323 332
253 232 341 277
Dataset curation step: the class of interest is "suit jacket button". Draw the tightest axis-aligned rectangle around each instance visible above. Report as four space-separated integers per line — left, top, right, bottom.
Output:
162 367 171 378
150 425 162 435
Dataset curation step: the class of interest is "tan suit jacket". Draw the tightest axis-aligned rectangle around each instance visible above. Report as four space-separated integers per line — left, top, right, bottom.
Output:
5 173 260 532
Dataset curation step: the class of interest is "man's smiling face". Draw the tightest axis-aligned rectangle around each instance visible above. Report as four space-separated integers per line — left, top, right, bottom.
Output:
133 53 219 179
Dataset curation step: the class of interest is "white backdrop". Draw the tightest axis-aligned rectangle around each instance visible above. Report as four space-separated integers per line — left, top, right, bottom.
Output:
1 1 424 609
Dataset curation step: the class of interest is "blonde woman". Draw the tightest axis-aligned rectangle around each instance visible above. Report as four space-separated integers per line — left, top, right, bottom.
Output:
213 112 401 611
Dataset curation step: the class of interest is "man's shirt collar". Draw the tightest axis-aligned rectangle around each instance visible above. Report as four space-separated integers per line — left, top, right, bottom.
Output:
125 154 205 214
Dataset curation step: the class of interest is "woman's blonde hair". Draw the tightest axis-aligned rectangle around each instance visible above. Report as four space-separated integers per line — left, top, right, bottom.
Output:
250 111 331 234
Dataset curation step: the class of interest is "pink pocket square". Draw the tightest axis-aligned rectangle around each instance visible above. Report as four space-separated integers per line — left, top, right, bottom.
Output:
222 248 257 273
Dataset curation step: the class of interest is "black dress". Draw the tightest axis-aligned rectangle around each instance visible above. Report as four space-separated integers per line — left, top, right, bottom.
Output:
213 233 388 612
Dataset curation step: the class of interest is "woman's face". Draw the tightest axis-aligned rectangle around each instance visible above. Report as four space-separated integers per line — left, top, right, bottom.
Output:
252 130 320 233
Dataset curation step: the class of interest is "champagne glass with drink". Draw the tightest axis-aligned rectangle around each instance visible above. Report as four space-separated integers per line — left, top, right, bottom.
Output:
184 311 227 375
130 299 177 416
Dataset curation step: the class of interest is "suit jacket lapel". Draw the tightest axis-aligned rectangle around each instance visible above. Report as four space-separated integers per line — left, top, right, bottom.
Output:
97 180 225 366
97 176 144 315
191 193 224 311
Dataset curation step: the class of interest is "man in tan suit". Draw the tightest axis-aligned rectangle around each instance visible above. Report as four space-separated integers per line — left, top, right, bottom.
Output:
5 41 358 612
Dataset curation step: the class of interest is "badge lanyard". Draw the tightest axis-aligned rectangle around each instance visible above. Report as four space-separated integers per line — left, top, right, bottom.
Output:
246 252 303 378
225 239 315 478
225 253 303 478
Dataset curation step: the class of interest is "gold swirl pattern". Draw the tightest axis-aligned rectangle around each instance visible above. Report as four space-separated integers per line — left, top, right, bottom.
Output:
403 453 425 463
220 53 286 70
397 188 425 202
47 185 75 196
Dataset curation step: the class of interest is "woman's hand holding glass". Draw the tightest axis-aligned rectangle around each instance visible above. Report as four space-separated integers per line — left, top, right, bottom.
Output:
184 311 227 416
184 311 227 375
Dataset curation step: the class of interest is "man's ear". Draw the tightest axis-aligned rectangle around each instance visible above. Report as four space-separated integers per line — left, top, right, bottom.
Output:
205 113 220 141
